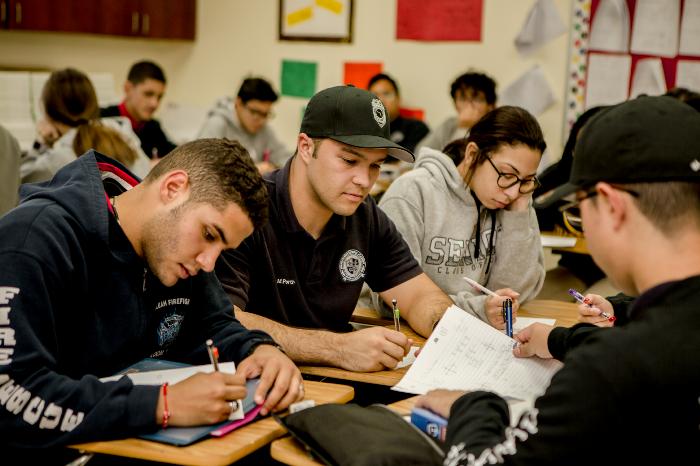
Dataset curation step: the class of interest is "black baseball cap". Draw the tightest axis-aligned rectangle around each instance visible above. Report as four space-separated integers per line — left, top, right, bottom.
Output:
300 85 415 163
536 96 700 208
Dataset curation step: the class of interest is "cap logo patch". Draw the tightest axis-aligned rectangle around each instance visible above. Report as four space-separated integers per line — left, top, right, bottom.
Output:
691 159 700 172
371 98 387 128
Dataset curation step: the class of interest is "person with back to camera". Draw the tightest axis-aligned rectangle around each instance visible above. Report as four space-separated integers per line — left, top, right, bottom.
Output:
416 96 700 465
378 106 546 329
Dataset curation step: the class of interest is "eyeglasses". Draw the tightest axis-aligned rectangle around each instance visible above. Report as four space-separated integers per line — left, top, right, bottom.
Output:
558 185 640 234
244 104 274 120
485 156 540 194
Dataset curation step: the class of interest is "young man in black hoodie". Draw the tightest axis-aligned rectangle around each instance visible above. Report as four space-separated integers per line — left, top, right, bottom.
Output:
0 139 301 458
416 96 700 465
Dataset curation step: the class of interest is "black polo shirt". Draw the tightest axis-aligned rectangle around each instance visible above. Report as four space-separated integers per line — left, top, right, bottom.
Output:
216 159 422 332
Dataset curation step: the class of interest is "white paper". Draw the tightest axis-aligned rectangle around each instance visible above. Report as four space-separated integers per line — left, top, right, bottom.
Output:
540 235 577 248
89 72 119 107
680 0 700 56
630 57 667 98
100 362 243 421
392 306 562 401
396 345 420 369
630 0 680 57
30 72 50 121
589 0 630 53
499 65 556 116
514 0 567 56
513 317 556 334
676 60 700 92
585 53 631 109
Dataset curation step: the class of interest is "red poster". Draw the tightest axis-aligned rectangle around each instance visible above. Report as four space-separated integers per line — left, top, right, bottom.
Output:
343 62 383 89
396 0 483 41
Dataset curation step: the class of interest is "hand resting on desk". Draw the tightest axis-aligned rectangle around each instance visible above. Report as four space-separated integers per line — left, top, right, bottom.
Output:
336 326 413 372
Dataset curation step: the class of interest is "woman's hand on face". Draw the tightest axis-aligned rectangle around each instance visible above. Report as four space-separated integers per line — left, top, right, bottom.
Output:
505 193 532 212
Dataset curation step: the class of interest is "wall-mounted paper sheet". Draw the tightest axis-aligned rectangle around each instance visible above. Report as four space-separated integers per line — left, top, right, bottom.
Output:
630 57 667 98
676 60 700 92
679 0 700 57
585 53 631 109
630 0 680 57
514 0 567 56
499 65 556 116
589 0 630 53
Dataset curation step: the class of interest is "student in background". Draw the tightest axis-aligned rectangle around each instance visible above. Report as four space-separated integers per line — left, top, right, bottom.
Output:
0 124 21 216
367 73 429 153
416 71 496 154
378 107 545 329
21 68 150 183
1 139 301 459
416 96 700 465
198 77 289 174
216 85 453 372
101 60 177 159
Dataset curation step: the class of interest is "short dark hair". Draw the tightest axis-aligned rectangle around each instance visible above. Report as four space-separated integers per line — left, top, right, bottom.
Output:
127 61 166 85
42 68 99 127
237 77 278 104
450 71 497 105
145 139 269 229
463 106 546 182
612 182 700 234
367 73 400 95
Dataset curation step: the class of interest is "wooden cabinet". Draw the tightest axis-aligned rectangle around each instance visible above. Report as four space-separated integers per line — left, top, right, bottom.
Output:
0 0 196 40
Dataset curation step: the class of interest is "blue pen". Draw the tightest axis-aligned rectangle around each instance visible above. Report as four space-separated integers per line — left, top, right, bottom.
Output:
503 298 513 337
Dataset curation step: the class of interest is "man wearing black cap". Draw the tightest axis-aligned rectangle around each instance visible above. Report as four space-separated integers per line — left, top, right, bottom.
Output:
415 95 700 464
216 85 453 372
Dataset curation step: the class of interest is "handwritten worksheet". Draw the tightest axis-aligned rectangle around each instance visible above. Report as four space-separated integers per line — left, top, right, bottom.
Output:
393 306 562 401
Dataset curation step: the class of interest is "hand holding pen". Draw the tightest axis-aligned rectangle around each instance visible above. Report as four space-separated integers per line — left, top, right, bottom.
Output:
568 289 616 326
463 277 519 334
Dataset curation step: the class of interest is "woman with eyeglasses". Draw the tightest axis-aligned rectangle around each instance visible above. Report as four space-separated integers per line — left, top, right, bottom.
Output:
377 106 546 329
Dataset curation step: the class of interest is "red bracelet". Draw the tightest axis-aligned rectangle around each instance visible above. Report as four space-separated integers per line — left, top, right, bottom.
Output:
161 382 170 429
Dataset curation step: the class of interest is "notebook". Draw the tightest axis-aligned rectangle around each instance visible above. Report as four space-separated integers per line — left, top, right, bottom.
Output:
102 359 262 446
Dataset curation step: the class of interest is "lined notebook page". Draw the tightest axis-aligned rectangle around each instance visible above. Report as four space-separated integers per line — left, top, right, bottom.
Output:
393 306 562 401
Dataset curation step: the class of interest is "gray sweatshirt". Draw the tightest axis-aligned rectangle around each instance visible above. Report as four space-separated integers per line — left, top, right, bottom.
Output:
197 97 290 167
378 147 545 322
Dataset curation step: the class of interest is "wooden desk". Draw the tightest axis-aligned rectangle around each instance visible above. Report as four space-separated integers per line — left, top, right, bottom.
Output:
312 299 579 386
270 396 419 466
69 381 354 466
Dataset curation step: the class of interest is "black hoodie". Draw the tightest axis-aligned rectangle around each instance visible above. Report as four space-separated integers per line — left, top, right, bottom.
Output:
0 151 274 449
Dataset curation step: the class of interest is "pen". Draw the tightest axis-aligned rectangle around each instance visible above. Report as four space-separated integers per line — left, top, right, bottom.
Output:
567 288 616 322
205 338 220 371
503 298 513 338
392 298 401 332
462 277 499 297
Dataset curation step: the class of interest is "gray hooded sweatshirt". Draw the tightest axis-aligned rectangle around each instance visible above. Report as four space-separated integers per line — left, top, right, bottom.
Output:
378 147 545 322
197 96 290 167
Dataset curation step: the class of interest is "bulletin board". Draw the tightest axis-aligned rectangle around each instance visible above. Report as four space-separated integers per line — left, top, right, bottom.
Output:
564 0 700 134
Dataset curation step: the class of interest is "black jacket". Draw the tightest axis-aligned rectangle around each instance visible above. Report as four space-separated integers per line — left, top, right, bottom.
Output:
101 105 176 158
0 151 274 448
443 276 700 465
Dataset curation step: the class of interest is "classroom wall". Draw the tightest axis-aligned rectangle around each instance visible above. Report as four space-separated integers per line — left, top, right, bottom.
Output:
0 0 573 161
